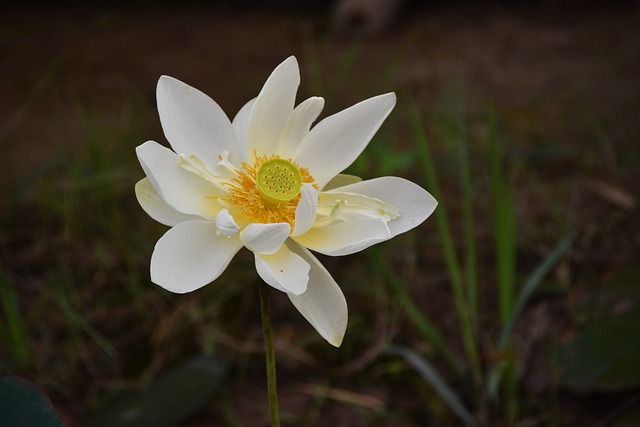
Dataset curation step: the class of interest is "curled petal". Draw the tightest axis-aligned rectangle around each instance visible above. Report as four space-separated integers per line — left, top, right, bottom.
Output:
294 218 391 256
136 141 223 219
215 209 240 237
255 245 310 295
292 184 318 237
295 92 396 189
151 220 243 293
232 97 256 161
328 176 437 237
135 178 200 226
157 76 242 167
287 242 348 347
276 96 324 158
177 153 235 191
247 56 300 160
240 222 291 254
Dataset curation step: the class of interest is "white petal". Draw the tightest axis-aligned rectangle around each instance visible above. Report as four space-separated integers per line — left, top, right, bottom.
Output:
293 218 391 256
136 141 223 219
255 245 310 295
291 184 318 237
246 56 300 159
215 209 240 237
275 96 324 158
287 242 347 347
240 222 291 255
150 220 242 293
157 75 242 168
295 93 396 189
135 178 200 226
232 97 256 161
329 177 437 237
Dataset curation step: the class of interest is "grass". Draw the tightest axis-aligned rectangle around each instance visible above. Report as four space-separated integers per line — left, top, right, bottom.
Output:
0 270 33 369
396 87 576 424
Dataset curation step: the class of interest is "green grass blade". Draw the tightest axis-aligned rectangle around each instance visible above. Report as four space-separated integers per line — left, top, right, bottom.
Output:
408 96 462 293
51 276 117 360
325 42 362 98
487 106 518 419
499 230 576 349
488 230 576 397
488 107 516 327
370 248 461 374
451 82 479 324
0 271 32 368
406 94 482 390
387 345 477 427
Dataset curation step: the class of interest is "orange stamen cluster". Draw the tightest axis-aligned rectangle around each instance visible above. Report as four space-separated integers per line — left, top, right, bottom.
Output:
224 154 315 227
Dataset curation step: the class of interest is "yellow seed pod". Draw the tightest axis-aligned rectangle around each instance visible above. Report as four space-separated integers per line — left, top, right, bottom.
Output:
256 158 303 204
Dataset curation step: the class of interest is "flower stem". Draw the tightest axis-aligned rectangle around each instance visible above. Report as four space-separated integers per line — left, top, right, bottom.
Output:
259 281 280 427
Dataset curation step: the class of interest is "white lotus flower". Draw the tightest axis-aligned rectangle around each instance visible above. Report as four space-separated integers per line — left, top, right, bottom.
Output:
135 56 437 347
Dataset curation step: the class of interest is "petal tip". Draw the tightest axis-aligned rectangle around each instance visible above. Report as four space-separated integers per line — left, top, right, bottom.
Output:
274 55 299 77
383 92 397 107
157 75 178 91
150 266 193 295
283 55 298 66
328 333 345 347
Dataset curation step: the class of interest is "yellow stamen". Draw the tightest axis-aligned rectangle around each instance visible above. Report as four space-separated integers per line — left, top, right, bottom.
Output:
224 154 316 227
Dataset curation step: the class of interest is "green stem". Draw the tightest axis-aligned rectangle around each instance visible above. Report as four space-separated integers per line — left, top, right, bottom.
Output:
260 282 280 427
407 96 483 392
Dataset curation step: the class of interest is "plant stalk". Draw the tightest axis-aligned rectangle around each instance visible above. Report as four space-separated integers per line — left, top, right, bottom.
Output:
259 281 280 427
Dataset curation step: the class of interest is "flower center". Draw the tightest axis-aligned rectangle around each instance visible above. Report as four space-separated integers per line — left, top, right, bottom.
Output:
223 154 316 227
256 158 303 204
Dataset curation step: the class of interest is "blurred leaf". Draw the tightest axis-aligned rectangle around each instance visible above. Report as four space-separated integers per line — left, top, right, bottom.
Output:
557 268 640 392
0 271 32 368
557 310 640 391
0 372 66 427
591 268 640 312
81 355 226 427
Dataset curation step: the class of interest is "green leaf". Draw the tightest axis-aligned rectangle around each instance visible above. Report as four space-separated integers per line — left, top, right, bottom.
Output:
80 355 226 427
557 309 640 392
556 268 640 392
0 373 66 427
